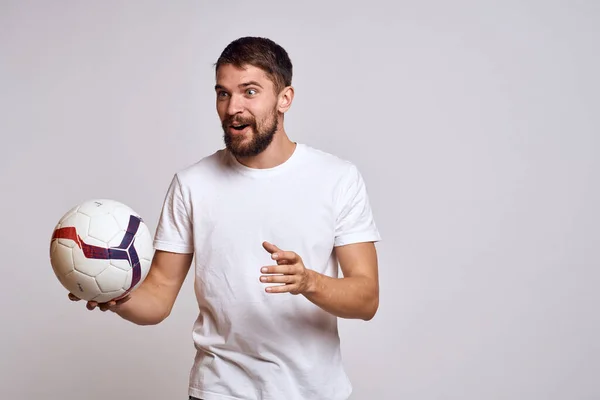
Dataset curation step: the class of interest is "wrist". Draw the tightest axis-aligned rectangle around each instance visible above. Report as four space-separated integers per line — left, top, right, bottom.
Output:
304 269 320 295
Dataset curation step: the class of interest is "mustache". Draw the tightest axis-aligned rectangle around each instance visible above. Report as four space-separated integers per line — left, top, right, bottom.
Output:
222 115 255 128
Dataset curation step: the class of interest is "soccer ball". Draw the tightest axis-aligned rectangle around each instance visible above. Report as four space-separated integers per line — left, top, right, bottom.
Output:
50 199 154 303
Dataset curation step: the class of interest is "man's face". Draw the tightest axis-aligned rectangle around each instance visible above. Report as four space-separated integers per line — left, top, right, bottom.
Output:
215 64 280 158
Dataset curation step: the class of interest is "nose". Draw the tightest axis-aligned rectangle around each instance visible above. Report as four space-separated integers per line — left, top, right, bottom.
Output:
226 94 244 116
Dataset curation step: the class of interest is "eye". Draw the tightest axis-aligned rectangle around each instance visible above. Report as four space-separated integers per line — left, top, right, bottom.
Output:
246 88 258 96
217 91 229 98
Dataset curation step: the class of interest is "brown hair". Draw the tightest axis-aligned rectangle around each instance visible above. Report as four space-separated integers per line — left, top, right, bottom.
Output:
215 37 293 93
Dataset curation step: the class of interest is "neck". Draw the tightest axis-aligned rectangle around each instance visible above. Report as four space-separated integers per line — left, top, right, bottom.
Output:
234 129 296 169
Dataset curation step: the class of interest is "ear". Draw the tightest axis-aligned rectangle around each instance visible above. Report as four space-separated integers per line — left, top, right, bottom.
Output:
277 86 295 113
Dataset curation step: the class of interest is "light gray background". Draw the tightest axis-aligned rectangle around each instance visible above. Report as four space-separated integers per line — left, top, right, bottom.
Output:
1 1 599 399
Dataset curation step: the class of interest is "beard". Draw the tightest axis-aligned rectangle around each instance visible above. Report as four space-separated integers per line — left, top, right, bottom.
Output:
222 108 278 158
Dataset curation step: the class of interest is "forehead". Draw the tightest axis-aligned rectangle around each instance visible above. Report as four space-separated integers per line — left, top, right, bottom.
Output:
215 64 273 88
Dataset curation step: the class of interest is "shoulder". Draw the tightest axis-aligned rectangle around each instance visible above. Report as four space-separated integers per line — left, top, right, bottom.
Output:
171 148 231 185
299 143 362 185
299 143 356 175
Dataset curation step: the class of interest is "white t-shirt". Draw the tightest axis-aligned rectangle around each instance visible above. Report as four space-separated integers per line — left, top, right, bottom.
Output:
153 143 381 400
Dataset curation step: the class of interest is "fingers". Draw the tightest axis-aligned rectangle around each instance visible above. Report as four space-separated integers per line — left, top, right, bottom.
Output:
69 293 103 310
272 250 298 263
262 241 280 254
261 243 304 295
70 295 121 312
98 300 117 312
261 264 297 275
86 300 118 312
263 282 297 294
68 293 81 301
260 265 303 294
262 242 300 264
260 274 296 284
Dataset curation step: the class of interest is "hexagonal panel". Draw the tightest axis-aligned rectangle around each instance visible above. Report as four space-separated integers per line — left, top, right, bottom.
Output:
77 199 117 218
50 240 74 277
72 235 110 277
96 266 128 293
133 223 154 262
61 270 101 301
110 258 132 272
138 258 151 284
56 204 80 225
107 229 129 249
92 289 126 304
111 205 137 231
56 212 90 248
125 258 151 292
122 268 133 290
87 213 122 244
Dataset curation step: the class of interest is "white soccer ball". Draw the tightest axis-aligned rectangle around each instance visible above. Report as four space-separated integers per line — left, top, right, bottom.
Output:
50 199 154 303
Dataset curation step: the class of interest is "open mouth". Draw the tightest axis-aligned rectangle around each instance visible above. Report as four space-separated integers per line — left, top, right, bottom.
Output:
231 124 250 131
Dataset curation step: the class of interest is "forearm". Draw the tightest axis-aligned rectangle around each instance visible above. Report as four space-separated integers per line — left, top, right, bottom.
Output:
303 270 379 320
112 282 171 326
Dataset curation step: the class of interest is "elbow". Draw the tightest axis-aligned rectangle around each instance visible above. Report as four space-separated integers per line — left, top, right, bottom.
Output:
151 308 172 325
362 295 379 321
127 305 172 326
135 320 159 326
133 313 169 326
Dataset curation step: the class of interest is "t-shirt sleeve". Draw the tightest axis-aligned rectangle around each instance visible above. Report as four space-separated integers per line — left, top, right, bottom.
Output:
153 174 194 254
334 163 382 247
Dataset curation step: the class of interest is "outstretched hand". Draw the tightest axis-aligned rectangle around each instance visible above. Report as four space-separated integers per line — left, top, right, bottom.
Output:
260 241 315 295
68 292 131 312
